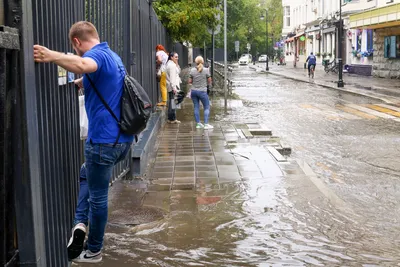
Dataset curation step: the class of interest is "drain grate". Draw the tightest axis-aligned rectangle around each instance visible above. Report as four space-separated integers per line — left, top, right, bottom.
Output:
108 205 166 226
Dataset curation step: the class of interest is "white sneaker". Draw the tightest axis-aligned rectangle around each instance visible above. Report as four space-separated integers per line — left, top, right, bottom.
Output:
72 250 102 263
204 124 214 130
67 223 86 260
196 123 204 129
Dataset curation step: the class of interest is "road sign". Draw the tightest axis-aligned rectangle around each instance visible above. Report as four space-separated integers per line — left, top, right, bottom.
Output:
207 13 221 35
247 43 251 50
235 41 239 52
207 25 221 35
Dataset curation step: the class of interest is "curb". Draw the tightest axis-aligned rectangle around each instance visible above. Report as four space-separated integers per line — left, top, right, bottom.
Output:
249 65 399 104
131 109 166 176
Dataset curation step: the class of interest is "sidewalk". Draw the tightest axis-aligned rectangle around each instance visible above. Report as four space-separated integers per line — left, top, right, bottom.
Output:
250 63 400 104
81 99 316 266
107 99 291 218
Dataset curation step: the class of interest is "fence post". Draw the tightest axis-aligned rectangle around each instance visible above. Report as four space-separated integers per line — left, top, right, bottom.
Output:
10 0 47 266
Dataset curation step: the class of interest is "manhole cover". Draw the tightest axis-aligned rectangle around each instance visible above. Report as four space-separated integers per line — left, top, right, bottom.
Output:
108 205 166 226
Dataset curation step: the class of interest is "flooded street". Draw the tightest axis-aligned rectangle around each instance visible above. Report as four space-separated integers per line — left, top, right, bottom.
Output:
76 66 400 267
225 66 400 233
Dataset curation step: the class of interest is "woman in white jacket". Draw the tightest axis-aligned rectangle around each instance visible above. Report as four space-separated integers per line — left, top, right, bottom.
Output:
166 52 181 124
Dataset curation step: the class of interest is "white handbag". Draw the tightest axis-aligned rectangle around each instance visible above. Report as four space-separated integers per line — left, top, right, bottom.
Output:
79 91 88 140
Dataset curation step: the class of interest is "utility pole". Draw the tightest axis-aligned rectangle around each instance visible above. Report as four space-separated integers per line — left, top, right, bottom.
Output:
212 31 215 86
337 0 344 87
265 9 269 71
224 0 228 113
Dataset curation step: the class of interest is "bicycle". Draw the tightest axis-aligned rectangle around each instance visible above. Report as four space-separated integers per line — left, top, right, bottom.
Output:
309 65 315 79
324 60 338 74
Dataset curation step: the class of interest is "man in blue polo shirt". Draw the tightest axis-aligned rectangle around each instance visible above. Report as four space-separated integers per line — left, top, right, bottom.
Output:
34 21 133 263
306 52 317 77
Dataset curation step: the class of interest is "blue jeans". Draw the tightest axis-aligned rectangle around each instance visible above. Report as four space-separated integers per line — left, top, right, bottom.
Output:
191 90 210 124
74 142 131 253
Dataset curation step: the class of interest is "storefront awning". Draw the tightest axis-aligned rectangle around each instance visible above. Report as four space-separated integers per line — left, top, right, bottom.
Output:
350 3 400 29
285 37 294 43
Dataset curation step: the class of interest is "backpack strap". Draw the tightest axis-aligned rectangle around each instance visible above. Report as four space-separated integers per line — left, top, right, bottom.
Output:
85 74 121 146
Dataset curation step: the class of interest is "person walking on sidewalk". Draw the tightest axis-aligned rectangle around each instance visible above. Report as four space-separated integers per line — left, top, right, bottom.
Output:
156 44 169 106
306 52 317 77
189 56 213 129
33 21 133 263
166 52 181 124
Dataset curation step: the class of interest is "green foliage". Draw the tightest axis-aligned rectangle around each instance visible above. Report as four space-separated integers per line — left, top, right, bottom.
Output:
153 0 220 45
153 0 283 57
215 0 283 60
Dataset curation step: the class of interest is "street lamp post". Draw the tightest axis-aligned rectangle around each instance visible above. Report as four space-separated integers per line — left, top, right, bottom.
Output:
265 10 269 71
224 0 228 113
261 10 269 71
337 0 344 87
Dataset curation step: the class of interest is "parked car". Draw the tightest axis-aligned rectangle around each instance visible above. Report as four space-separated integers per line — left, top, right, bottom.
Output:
239 54 252 65
258 54 268 62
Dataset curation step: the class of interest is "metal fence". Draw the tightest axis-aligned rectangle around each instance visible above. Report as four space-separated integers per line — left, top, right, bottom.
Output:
0 23 20 267
1 0 188 267
174 42 189 68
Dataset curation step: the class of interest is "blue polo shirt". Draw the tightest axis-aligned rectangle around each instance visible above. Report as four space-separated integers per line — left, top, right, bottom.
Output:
83 42 133 144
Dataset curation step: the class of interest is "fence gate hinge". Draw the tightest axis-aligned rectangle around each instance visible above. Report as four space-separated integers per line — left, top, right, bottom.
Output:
130 51 136 65
0 25 20 50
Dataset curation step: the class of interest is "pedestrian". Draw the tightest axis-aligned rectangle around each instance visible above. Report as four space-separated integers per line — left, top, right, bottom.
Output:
33 21 133 263
166 52 181 124
189 56 213 129
156 44 169 106
306 52 317 77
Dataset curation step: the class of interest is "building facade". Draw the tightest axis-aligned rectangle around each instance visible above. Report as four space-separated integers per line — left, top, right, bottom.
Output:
282 0 366 68
350 0 400 78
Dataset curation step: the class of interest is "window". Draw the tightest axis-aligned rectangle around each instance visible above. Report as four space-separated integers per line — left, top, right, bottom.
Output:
356 29 362 51
384 36 400 58
284 6 290 16
284 6 290 27
367 29 373 50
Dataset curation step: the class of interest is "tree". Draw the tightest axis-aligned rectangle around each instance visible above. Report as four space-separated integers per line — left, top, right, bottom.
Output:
213 0 283 60
153 0 220 45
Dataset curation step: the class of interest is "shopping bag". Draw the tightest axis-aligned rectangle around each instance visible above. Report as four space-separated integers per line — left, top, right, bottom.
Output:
79 94 88 140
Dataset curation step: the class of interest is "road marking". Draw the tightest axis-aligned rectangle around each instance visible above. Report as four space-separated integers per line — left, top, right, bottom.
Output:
316 162 345 184
346 104 397 119
364 104 400 118
335 104 378 119
313 104 361 120
300 104 342 120
368 104 400 118
299 104 316 109
375 104 400 114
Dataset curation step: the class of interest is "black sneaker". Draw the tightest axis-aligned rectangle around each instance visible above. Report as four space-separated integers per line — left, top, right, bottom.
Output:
67 223 86 260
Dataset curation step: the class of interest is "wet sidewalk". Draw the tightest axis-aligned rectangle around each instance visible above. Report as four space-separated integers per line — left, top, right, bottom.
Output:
250 63 400 104
73 100 347 266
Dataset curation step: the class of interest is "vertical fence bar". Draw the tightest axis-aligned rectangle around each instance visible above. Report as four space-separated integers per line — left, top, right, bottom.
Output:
0 45 6 267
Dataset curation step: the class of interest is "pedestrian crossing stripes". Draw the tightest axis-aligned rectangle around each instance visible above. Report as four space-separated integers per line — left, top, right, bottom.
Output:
299 103 400 121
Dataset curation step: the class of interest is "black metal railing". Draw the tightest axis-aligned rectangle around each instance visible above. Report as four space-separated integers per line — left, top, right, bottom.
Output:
0 24 20 267
1 0 188 267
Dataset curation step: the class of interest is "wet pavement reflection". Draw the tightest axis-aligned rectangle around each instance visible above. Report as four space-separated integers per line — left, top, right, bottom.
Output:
75 66 400 266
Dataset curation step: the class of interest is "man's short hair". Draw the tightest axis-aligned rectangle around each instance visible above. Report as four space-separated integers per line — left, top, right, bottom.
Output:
69 21 99 43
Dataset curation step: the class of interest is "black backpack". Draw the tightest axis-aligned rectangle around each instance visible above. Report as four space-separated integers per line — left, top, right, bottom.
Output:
86 61 152 143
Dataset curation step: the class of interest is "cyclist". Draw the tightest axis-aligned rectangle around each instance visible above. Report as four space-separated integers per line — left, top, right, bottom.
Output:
306 52 317 77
